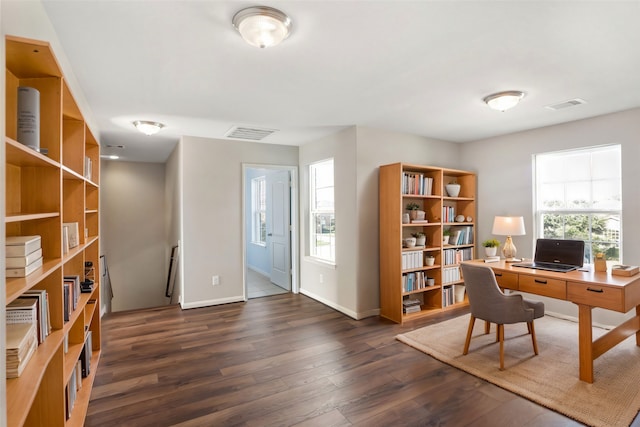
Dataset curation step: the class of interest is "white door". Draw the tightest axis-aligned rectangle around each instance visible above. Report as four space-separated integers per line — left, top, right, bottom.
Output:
267 170 291 290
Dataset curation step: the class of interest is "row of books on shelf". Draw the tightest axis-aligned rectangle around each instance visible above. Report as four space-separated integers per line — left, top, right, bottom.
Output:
6 288 52 378
64 276 82 322
65 331 93 420
442 266 462 284
402 271 435 292
402 250 424 270
442 284 466 307
442 247 474 266
402 298 422 314
448 227 474 245
402 172 434 196
6 235 43 278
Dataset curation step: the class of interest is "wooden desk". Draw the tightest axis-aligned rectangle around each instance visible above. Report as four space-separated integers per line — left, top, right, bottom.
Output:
467 259 640 382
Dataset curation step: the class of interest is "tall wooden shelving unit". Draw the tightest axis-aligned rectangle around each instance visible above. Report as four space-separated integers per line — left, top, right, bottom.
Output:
5 35 101 426
379 163 476 323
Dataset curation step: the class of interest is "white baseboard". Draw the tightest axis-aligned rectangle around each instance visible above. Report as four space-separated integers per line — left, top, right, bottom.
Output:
181 296 245 310
299 288 379 320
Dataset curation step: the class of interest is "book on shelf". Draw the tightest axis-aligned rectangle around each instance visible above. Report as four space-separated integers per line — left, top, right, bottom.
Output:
5 235 41 257
403 305 422 314
81 331 93 378
611 265 639 277
65 275 81 310
6 298 38 331
6 256 43 278
63 222 80 249
19 290 51 343
484 256 500 263
6 323 38 379
6 247 43 268
84 156 92 180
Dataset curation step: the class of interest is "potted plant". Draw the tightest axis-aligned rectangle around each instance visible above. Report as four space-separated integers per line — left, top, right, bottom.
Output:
442 228 452 245
445 179 461 197
482 239 500 257
412 231 426 247
425 254 435 266
406 202 420 220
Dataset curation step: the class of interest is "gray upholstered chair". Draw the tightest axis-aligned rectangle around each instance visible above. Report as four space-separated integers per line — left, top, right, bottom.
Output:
460 262 545 370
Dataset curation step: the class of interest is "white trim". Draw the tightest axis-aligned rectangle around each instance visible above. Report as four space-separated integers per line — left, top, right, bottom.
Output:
180 296 244 310
299 288 379 320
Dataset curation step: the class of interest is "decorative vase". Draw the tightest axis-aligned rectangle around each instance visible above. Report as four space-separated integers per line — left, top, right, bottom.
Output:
402 213 410 224
415 236 426 246
425 256 435 266
442 235 450 245
445 184 461 197
403 237 416 248
409 210 418 220
485 247 497 257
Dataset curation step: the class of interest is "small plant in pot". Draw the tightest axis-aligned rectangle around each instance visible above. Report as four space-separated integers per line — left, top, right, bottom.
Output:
482 239 500 257
406 202 420 220
412 231 426 247
425 254 435 266
442 228 452 245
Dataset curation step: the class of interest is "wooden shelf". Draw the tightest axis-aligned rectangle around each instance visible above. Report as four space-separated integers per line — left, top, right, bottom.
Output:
5 35 101 427
379 163 476 323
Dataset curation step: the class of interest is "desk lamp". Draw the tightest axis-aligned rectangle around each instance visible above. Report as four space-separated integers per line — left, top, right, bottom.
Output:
492 216 526 262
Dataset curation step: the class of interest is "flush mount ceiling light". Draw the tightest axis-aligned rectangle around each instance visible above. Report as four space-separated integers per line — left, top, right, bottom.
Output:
483 91 526 112
232 6 291 48
133 120 165 136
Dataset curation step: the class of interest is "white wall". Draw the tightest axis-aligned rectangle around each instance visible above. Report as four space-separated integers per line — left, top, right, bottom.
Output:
179 136 298 308
165 143 182 305
298 126 464 319
101 161 168 311
461 107 640 325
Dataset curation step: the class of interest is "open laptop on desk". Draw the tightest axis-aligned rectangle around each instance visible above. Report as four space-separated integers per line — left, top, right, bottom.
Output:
512 238 584 273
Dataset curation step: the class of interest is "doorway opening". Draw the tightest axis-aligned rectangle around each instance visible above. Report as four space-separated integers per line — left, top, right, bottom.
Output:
243 164 298 299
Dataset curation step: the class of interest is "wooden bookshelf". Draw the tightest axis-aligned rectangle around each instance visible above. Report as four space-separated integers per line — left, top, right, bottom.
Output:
5 35 101 426
379 163 476 323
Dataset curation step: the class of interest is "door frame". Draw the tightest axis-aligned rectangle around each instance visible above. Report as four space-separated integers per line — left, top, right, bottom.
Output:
241 163 299 299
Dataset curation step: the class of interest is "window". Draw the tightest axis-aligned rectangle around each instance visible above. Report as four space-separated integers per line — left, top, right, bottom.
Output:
534 145 621 264
310 159 335 263
251 176 266 246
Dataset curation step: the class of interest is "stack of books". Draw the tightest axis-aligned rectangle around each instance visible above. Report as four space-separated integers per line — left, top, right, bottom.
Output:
403 298 422 314
6 235 43 278
10 290 51 344
6 323 38 378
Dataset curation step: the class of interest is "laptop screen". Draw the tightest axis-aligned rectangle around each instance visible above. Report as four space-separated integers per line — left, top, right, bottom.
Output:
534 238 585 267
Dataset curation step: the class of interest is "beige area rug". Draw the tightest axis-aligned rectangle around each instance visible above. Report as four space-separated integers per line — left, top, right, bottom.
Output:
396 314 640 427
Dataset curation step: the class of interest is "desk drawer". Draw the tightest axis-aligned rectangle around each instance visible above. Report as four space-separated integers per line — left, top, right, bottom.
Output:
519 275 567 299
567 281 623 311
494 271 518 290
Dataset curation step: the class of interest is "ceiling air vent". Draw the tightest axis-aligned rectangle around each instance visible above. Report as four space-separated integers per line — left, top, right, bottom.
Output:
225 126 277 141
545 98 587 111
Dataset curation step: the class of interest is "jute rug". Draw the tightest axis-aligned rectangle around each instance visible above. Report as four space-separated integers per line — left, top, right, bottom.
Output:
396 314 640 427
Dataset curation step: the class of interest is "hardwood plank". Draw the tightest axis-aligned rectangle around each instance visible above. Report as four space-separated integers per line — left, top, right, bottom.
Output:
86 294 607 426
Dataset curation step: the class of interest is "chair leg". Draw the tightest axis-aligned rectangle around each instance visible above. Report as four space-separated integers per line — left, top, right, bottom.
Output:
484 320 491 334
463 315 476 355
529 321 539 355
498 324 505 370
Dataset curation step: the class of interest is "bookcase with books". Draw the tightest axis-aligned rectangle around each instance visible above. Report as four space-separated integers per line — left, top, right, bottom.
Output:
379 162 476 323
5 35 101 426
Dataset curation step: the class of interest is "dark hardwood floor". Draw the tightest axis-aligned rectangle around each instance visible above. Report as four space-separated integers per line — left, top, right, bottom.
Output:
86 294 588 426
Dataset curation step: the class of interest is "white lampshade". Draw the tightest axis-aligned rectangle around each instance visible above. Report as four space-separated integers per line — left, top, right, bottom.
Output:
133 120 165 136
233 6 291 48
492 216 526 236
484 91 526 112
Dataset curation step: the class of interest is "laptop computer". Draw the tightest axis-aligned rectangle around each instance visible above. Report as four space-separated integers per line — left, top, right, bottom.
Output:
512 239 585 273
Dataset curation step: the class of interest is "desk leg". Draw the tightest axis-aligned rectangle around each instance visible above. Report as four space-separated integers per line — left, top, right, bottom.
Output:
578 304 594 383
637 306 640 347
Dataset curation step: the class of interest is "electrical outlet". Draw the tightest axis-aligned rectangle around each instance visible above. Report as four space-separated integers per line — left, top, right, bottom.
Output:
212 275 220 286
319 274 324 284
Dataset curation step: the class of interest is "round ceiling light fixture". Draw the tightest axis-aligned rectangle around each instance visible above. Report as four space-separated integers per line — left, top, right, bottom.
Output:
483 91 526 112
133 120 165 136
233 6 291 48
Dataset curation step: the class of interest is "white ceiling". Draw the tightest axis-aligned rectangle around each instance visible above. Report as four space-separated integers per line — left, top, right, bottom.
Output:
41 1 640 163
